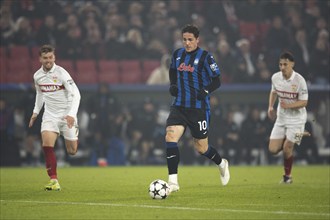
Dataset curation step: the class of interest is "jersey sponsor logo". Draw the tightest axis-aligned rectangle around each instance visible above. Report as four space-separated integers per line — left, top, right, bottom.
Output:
177 63 194 72
39 84 65 92
210 63 218 71
276 89 298 99
176 57 181 61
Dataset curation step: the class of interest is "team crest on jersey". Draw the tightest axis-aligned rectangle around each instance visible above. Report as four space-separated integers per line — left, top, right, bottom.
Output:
52 76 58 83
194 59 199 65
291 84 297 92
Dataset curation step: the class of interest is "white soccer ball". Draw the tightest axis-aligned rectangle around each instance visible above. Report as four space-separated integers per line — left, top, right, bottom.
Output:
148 179 170 199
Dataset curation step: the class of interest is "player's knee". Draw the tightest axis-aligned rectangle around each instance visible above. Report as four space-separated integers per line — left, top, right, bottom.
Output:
165 133 175 142
268 145 281 155
67 148 77 155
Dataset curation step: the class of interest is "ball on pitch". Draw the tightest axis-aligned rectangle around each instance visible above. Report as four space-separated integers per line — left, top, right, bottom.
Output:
148 179 170 199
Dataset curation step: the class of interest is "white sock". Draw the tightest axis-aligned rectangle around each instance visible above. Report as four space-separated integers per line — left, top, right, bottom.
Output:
168 174 178 185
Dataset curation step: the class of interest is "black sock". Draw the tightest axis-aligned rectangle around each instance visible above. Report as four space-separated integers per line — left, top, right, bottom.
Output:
166 142 180 175
202 145 222 165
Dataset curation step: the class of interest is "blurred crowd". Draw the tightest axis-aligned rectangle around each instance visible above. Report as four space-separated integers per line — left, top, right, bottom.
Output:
0 0 329 84
1 83 329 167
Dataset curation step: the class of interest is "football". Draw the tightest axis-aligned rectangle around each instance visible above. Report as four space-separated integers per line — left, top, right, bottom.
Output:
148 179 170 199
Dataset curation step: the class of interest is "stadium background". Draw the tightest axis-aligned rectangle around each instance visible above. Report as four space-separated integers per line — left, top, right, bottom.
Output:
0 0 329 167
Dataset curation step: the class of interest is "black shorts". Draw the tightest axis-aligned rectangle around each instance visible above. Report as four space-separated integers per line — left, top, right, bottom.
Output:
166 106 210 139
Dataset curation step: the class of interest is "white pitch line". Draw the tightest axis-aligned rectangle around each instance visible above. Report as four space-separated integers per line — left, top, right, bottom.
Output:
1 200 329 217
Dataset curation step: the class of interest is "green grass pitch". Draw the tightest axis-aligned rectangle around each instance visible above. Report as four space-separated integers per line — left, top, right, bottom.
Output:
1 165 329 219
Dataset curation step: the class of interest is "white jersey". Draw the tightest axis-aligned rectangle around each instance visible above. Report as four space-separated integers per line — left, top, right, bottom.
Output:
271 71 308 125
33 63 81 120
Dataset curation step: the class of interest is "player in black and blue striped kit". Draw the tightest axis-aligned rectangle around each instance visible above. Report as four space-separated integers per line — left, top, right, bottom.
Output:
165 24 230 192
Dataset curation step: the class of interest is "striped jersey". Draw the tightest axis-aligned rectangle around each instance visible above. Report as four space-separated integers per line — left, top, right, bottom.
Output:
33 63 81 120
170 47 221 109
271 71 308 125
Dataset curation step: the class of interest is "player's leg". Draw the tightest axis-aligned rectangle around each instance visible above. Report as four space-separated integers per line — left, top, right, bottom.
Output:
280 125 306 184
281 139 295 183
269 139 285 155
62 121 79 155
41 130 61 191
269 123 286 155
194 138 230 186
190 108 230 186
64 139 78 155
165 125 185 192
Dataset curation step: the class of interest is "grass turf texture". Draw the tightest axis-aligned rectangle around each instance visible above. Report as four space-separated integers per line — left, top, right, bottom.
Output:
1 166 329 219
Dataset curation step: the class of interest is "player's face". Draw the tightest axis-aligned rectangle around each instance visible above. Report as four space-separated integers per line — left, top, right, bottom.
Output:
40 52 55 72
182 32 199 52
279 58 294 79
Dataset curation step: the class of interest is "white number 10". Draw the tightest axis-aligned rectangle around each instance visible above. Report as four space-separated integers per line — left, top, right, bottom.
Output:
198 120 207 131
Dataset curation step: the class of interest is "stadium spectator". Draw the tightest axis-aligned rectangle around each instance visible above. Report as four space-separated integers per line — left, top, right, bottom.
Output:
219 111 241 165
214 40 236 83
81 19 104 60
264 16 291 73
121 28 144 59
290 29 311 80
236 0 264 22
240 107 268 165
234 38 257 83
263 0 285 21
126 98 158 164
19 83 42 166
146 54 170 85
36 15 59 46
309 31 329 85
11 16 36 46
0 4 16 46
0 97 20 166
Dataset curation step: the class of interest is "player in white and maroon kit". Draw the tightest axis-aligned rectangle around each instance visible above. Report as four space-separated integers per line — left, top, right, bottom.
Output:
268 51 308 184
29 45 81 191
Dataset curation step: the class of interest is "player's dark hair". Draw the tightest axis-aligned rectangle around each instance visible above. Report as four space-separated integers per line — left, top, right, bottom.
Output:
280 51 294 62
39 44 55 56
182 24 199 38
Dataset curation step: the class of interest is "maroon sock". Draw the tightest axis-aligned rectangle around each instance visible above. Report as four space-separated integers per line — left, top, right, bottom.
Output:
42 146 57 179
284 156 293 176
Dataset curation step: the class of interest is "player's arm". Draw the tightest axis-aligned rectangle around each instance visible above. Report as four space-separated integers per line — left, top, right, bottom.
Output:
29 83 43 128
281 77 308 109
62 72 81 128
268 90 277 121
197 54 221 100
168 60 178 97
280 99 308 109
197 76 221 100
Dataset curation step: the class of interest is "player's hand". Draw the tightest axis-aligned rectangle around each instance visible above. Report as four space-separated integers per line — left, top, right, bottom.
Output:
197 89 208 100
28 113 38 128
169 84 178 97
64 115 75 128
267 107 276 121
280 101 289 109
303 131 311 137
